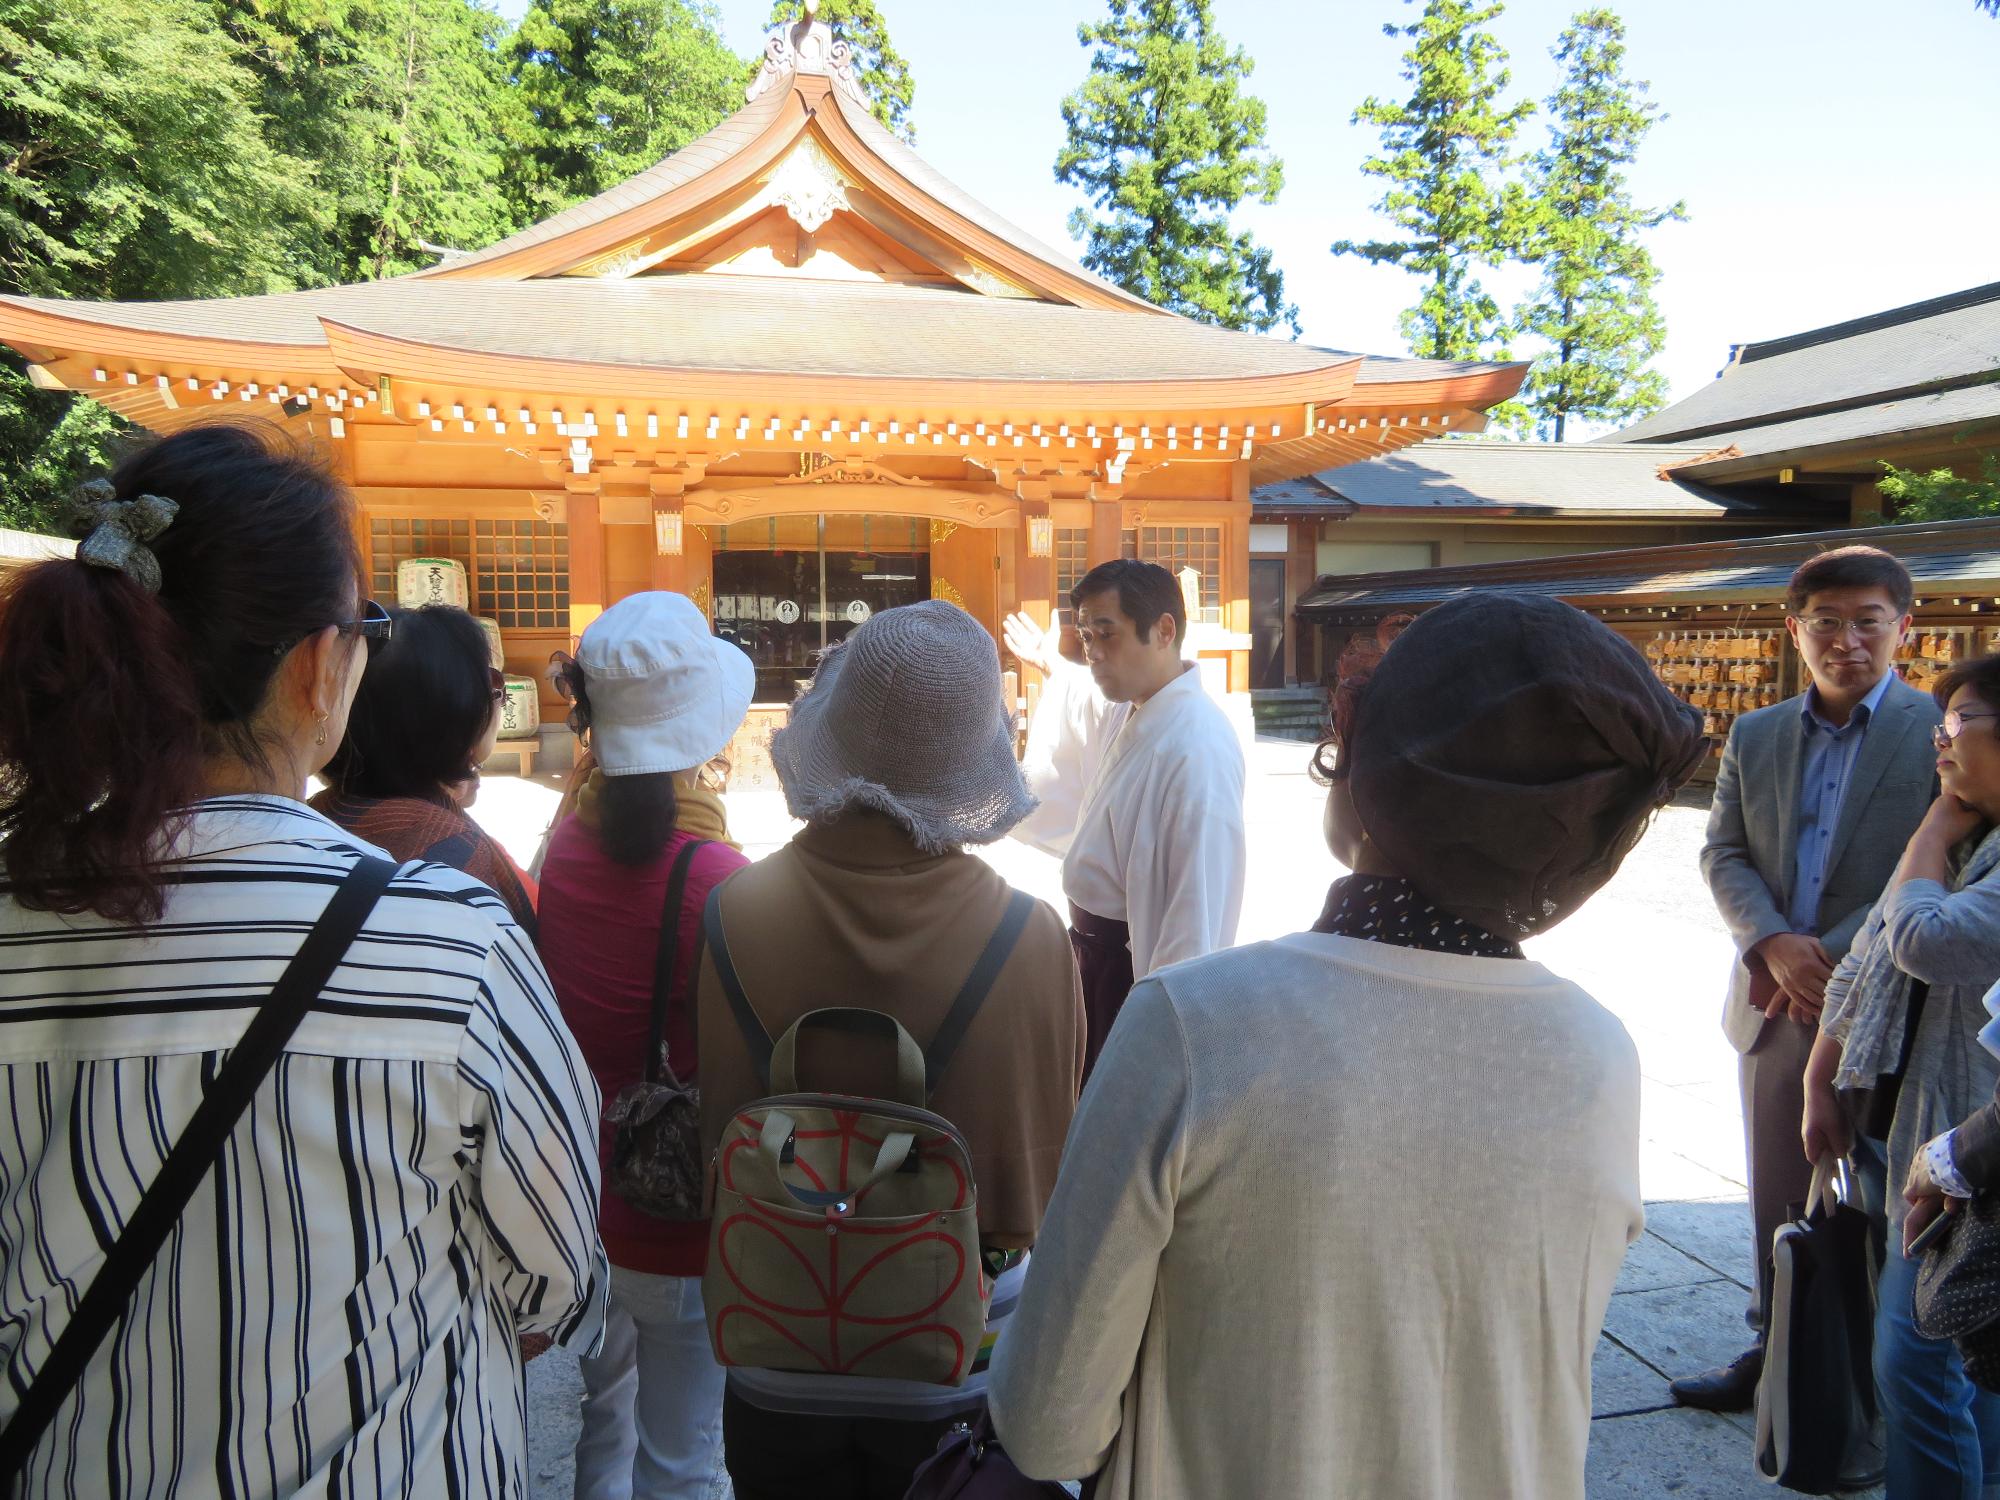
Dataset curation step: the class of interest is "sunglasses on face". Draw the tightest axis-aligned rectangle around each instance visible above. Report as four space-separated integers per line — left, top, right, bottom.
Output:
1934 709 2000 751
275 598 393 658
489 667 507 704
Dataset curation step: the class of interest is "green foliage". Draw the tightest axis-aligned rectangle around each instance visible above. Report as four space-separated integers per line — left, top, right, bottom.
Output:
764 0 913 142
1056 0 1297 336
0 0 316 525
1513 9 1684 441
511 0 743 219
1333 0 1534 363
1878 455 2000 524
1 0 311 299
224 0 531 281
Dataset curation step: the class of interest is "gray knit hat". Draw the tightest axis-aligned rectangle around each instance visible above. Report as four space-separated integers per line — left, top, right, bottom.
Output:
771 600 1035 853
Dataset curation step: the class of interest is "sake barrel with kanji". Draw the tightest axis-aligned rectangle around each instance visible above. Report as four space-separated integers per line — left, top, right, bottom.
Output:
475 617 505 669
396 557 469 610
497 677 540 739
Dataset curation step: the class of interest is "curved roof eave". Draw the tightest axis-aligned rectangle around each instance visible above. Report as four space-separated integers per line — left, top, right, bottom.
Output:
317 319 1364 413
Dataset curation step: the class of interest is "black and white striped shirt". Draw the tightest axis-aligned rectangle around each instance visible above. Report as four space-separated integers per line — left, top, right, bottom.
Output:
0 795 608 1497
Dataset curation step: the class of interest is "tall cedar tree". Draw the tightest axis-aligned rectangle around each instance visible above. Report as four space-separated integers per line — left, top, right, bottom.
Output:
221 0 529 282
509 0 742 219
1514 10 1684 441
1334 0 1533 363
1057 0 1297 335
0 0 313 529
762 0 914 142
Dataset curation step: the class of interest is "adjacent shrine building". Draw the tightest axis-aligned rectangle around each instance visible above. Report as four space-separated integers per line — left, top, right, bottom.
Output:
0 5 1521 725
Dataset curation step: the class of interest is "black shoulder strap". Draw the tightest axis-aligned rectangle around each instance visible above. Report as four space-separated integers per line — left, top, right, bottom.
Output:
923 890 1035 1098
703 885 774 1090
0 854 398 1489
642 839 710 1085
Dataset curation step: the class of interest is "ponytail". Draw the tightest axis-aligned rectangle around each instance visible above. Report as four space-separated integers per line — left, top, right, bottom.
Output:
0 422 362 924
0 562 206 923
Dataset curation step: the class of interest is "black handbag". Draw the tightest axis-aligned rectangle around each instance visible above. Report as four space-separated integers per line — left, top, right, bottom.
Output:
0 855 398 1492
1755 1157 1880 1493
1914 1190 2000 1391
602 837 712 1221
903 1409 1074 1500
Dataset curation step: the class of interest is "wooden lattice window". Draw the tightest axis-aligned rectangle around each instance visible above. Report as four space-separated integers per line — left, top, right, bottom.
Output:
1137 525 1222 622
1054 528 1090 600
367 517 569 629
474 520 569 629
369 518 473 602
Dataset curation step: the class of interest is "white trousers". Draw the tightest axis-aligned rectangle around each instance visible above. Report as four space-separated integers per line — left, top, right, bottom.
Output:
572 1266 727 1500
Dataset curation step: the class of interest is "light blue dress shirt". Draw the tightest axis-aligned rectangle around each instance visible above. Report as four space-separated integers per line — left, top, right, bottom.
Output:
1788 670 1897 933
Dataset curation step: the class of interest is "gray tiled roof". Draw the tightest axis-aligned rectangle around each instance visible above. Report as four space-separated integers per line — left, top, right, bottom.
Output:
0 277 1354 382
1297 516 2000 614
1305 348 1518 385
1681 379 2000 462
1253 440 1802 518
1610 281 2000 445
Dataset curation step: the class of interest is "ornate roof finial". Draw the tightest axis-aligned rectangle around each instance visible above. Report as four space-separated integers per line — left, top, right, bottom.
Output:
747 0 871 110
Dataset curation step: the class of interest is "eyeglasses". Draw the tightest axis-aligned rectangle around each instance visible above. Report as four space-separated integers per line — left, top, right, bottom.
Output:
1791 613 1900 640
343 599 394 655
273 598 393 658
489 667 507 704
1933 709 2000 750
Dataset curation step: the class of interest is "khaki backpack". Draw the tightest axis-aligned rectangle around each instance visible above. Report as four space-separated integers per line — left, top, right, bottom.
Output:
700 888 1033 1387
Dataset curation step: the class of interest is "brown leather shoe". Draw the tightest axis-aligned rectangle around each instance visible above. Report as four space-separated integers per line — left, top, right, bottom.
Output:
1667 1345 1762 1412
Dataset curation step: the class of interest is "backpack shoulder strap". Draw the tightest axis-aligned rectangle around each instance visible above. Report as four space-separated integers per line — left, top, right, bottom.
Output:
702 884 774 1091
642 838 709 1085
0 854 398 1486
922 889 1036 1099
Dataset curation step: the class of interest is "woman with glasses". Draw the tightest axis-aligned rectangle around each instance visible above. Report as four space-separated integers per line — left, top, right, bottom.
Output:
0 424 605 1497
311 603 540 935
1804 654 2000 1499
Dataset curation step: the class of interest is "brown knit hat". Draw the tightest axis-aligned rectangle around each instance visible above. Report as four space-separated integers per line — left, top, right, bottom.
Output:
1348 593 1708 938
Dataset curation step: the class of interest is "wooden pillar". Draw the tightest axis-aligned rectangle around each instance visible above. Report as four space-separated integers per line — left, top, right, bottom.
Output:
1287 516 1318 685
1226 460 1253 693
1087 497 1122 569
566 484 607 643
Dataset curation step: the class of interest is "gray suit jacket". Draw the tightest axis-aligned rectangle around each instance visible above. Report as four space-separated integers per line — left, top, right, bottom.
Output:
1702 675 1942 1053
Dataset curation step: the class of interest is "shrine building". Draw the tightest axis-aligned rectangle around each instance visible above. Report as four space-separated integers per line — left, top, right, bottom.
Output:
0 4 1522 729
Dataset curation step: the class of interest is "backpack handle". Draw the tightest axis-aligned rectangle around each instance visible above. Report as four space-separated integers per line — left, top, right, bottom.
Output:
769 1008 927 1107
755 1111 918 1209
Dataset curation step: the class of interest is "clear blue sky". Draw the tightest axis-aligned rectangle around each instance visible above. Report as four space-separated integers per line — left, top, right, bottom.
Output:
494 0 2000 407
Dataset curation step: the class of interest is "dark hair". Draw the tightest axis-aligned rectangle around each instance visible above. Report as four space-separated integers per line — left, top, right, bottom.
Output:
1071 558 1185 645
0 422 363 923
1936 654 2000 716
549 650 681 865
1787 545 1914 614
1309 614 1419 786
324 607 494 799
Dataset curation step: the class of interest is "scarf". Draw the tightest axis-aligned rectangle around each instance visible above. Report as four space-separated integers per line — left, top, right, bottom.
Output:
1312 873 1525 960
1824 825 2000 1090
573 769 739 851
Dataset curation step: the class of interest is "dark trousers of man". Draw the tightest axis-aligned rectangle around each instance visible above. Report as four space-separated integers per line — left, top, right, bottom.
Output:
722 1386 971 1500
1068 904 1134 1082
1739 1013 1819 1325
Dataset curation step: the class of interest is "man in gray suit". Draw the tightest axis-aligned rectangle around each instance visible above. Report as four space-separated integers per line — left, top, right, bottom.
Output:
1671 545 1942 1412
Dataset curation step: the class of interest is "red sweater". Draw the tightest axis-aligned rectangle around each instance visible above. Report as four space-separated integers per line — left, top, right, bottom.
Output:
538 819 748 1276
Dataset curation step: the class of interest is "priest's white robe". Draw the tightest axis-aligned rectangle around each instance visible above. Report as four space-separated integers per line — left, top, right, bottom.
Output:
1016 660 1246 977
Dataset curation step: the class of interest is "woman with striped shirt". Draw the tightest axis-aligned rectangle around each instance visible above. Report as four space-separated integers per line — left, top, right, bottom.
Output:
0 424 607 1497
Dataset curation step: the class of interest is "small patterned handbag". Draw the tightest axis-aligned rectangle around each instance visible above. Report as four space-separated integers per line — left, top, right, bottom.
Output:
603 838 711 1221
1913 1190 2000 1391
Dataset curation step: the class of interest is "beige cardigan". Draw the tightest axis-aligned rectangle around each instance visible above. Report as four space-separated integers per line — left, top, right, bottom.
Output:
988 931 1642 1500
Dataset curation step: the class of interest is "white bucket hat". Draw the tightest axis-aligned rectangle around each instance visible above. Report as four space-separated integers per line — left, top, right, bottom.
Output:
772 600 1034 852
575 592 754 776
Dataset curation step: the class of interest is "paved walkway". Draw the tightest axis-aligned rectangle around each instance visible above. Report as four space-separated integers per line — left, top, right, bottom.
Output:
468 738 1856 1499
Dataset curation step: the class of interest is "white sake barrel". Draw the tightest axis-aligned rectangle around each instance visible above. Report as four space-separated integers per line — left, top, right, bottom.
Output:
475 617 505 669
396 556 469 610
497 676 540 739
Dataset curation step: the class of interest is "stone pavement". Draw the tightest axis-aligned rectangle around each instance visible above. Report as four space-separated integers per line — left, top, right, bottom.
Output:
467 737 1862 1500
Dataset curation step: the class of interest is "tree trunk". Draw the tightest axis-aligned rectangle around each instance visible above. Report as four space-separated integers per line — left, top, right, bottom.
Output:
372 20 421 281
